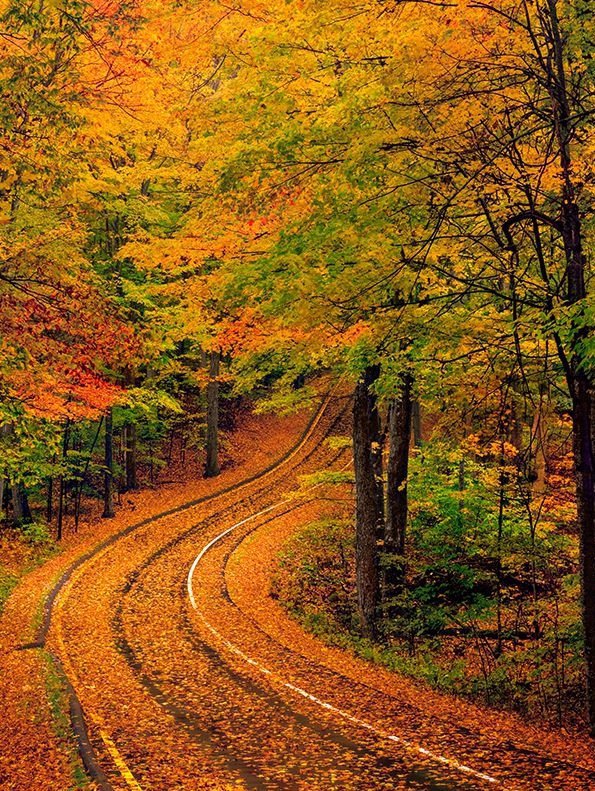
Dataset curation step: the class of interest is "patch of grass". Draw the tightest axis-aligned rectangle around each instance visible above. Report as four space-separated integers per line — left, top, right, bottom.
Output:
43 651 88 789
21 521 54 547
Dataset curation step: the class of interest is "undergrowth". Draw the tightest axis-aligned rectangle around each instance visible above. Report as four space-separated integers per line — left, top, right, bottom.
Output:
272 510 586 729
0 523 58 614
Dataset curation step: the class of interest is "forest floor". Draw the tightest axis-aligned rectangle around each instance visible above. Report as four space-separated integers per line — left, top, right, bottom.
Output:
2 394 595 790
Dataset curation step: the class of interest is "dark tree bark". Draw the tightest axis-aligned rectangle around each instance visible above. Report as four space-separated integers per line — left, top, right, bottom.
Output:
12 483 32 524
102 408 115 519
384 373 413 599
124 423 138 491
204 350 221 478
353 364 383 638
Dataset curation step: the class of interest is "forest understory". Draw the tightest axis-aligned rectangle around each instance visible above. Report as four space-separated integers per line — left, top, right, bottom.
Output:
3 395 595 791
1 0 594 788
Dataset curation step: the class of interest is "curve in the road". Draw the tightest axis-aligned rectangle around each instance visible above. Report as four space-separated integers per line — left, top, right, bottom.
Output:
209 475 595 791
108 406 352 788
186 484 500 789
47 391 343 790
45 389 595 791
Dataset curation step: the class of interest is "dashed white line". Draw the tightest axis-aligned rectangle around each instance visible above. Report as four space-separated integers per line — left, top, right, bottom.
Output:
186 480 501 787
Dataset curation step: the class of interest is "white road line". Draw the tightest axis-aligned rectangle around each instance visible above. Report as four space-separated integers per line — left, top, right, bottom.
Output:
186 478 501 787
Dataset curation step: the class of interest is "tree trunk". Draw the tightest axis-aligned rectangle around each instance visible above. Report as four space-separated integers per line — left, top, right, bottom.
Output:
574 376 595 732
102 408 115 519
12 483 32 524
124 423 138 490
0 427 9 522
204 350 221 478
384 373 413 599
57 421 70 540
123 368 138 491
353 364 383 638
46 477 53 523
544 0 595 733
412 399 422 447
72 416 103 532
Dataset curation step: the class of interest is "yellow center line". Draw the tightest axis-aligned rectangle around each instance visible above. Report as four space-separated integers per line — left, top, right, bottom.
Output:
50 390 337 791
53 545 144 791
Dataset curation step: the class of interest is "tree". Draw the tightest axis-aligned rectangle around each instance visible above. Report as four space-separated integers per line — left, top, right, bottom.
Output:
204 350 221 478
388 0 595 731
384 373 413 598
353 365 383 637
102 408 115 519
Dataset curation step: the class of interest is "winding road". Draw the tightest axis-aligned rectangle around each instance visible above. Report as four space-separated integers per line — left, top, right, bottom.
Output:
43 395 595 790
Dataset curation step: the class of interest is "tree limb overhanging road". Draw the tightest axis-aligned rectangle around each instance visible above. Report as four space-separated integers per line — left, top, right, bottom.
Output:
2 5 595 789
32 396 595 791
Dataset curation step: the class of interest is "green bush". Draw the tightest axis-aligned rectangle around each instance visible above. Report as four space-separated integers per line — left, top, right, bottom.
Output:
272 518 356 631
21 521 53 546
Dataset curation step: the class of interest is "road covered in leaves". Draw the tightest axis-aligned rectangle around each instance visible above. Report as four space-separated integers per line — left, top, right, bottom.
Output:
23 397 595 790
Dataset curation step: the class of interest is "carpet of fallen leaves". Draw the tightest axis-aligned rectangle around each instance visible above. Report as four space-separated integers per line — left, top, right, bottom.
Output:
0 406 311 790
3 393 595 790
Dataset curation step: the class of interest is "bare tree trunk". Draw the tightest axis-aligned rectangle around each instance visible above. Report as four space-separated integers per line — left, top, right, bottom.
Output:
124 423 138 490
204 350 221 478
56 477 65 541
57 421 70 540
373 419 385 542
574 376 595 732
123 368 138 491
384 373 413 600
495 459 506 657
74 417 104 532
46 477 53 523
353 364 383 638
102 408 115 518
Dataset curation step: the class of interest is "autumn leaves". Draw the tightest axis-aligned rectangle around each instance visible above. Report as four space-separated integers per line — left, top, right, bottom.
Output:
1 0 594 734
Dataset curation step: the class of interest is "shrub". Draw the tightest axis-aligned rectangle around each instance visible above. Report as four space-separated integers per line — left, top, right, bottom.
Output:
272 519 356 631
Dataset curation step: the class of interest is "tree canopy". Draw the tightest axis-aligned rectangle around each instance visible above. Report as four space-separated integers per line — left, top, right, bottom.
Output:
2 0 594 734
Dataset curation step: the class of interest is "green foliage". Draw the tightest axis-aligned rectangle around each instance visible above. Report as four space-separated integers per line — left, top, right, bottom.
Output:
20 521 53 547
274 435 583 723
272 519 355 632
0 415 61 488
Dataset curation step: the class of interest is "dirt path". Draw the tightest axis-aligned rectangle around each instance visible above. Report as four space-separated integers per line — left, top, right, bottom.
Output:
3 395 595 789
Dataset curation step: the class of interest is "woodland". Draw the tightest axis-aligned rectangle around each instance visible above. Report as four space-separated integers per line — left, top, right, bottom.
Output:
1 0 594 745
